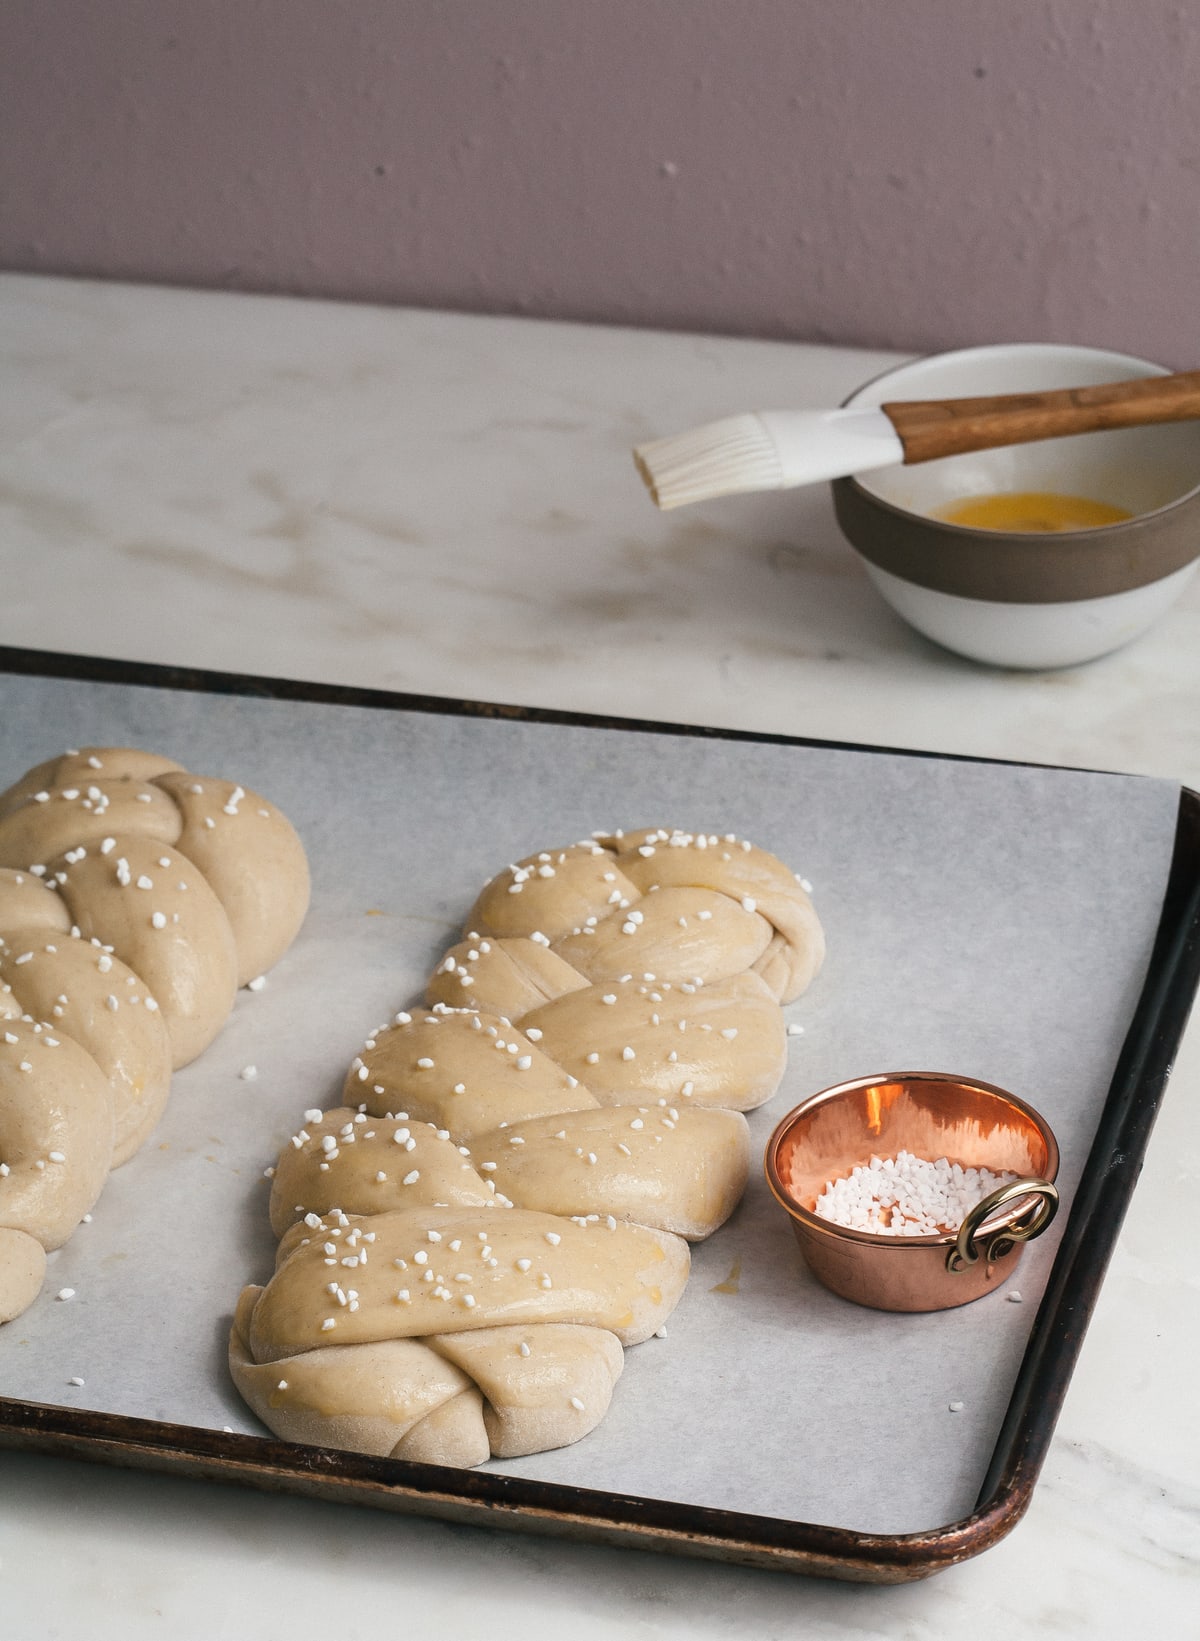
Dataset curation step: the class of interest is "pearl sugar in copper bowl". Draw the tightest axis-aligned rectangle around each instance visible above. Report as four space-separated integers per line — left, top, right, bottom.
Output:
764 1073 1060 1312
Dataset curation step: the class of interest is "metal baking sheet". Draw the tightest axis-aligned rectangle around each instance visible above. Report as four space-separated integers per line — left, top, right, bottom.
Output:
0 648 1197 1582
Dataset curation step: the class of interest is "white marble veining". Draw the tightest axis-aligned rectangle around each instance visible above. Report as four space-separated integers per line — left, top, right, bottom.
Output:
0 274 1197 1636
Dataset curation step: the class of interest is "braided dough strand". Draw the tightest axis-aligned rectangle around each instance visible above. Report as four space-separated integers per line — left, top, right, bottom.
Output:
0 925 172 1166
247 1205 689 1362
0 1018 113 1320
52 837 238 1070
426 934 588 1018
345 1008 599 1138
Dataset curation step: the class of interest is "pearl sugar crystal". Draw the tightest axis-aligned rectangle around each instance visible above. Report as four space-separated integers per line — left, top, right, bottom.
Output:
813 1150 1017 1237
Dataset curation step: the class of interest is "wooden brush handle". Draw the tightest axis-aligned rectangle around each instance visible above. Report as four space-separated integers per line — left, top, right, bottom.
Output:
883 369 1200 465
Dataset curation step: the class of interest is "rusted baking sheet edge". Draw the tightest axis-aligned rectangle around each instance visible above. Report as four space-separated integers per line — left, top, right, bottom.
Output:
0 1397 1023 1583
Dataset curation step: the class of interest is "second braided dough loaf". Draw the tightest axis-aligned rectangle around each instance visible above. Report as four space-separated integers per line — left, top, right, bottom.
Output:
232 826 822 1466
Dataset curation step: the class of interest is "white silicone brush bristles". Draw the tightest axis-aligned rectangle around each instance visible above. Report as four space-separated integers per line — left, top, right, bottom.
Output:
634 414 784 510
633 407 905 509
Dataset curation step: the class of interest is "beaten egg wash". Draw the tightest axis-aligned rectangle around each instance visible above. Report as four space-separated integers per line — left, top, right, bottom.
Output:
935 491 1133 533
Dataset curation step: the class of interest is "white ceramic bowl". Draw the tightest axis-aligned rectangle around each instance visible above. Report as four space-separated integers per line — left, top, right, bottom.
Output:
831 344 1200 668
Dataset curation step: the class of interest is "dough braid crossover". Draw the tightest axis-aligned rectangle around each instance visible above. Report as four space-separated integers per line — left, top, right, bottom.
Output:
0 746 309 1323
232 827 823 1468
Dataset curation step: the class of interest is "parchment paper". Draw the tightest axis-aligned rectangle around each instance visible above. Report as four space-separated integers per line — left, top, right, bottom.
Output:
0 669 1181 1535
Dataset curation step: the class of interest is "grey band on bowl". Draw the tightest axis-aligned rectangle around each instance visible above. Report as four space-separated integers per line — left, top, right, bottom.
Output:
832 476 1200 603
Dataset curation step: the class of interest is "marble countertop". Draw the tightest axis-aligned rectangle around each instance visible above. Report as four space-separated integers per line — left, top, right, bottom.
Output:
1 274 1197 1637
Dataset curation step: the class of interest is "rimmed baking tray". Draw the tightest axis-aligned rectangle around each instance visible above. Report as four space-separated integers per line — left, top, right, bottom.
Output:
0 646 1196 1583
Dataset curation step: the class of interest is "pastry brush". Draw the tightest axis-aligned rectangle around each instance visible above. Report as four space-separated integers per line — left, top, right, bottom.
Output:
632 368 1200 510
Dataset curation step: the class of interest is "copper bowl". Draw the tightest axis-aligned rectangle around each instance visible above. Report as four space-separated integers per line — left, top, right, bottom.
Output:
764 1072 1060 1312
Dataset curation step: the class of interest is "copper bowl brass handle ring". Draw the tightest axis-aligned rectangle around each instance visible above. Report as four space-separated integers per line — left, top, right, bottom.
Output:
946 1178 1060 1275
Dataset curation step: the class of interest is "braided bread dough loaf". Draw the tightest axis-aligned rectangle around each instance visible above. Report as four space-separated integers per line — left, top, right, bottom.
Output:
0 746 309 1323
234 826 822 1467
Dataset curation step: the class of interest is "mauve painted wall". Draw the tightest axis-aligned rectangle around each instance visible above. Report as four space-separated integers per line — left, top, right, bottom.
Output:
2 0 1198 358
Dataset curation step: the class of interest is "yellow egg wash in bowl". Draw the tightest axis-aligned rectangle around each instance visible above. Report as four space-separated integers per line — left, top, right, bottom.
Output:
936 492 1132 533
